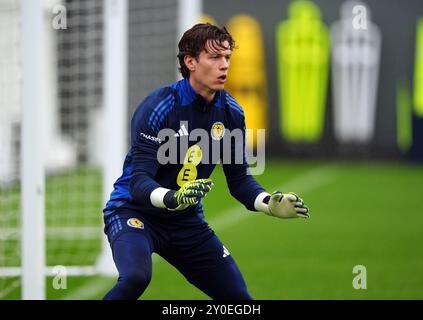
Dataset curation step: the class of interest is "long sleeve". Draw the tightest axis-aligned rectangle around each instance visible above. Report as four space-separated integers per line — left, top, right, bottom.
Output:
128 88 175 206
222 114 265 211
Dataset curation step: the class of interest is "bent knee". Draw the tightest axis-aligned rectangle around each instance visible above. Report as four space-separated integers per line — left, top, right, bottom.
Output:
120 268 151 288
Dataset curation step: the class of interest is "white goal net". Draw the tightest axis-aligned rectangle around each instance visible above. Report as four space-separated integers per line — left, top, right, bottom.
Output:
0 0 23 299
0 0 198 299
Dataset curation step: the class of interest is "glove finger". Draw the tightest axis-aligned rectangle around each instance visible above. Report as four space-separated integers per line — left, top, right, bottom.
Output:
193 182 213 191
187 179 210 186
184 188 201 195
186 186 205 194
295 207 308 214
187 191 207 199
288 192 298 197
270 192 282 202
197 179 213 187
289 192 302 202
180 196 199 205
187 184 212 193
294 201 305 208
196 185 212 194
201 183 213 192
284 194 297 202
297 212 309 218
204 180 214 187
187 184 214 197
198 179 214 188
189 198 199 205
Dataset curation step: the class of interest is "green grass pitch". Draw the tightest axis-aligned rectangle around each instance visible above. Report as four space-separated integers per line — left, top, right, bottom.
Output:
2 160 423 299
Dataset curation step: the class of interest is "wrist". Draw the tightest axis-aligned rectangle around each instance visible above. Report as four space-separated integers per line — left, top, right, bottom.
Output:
254 191 271 214
150 187 173 208
163 190 178 209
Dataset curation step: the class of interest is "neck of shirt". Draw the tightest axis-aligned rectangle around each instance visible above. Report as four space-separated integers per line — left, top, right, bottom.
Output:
183 77 220 112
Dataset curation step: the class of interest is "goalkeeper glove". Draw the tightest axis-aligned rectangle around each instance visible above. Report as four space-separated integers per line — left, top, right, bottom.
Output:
265 191 309 219
164 179 214 210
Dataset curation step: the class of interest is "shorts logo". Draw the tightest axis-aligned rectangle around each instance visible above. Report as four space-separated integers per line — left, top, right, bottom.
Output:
211 122 225 141
223 245 230 258
127 218 144 229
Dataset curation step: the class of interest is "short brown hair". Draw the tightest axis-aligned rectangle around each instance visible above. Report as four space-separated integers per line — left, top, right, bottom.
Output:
177 23 235 78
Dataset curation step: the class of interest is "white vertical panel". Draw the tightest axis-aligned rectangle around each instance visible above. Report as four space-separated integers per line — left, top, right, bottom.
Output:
21 0 46 300
176 0 202 79
96 0 128 276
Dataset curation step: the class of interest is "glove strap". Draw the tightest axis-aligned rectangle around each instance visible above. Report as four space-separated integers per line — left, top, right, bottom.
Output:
163 190 178 209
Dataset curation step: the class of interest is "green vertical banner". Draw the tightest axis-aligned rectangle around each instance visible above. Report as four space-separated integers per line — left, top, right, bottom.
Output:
276 0 330 143
414 18 423 117
397 80 412 154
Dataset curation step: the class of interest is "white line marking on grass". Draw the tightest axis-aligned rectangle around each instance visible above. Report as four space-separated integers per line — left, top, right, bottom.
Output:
62 277 115 300
62 164 338 299
209 164 338 231
152 164 338 260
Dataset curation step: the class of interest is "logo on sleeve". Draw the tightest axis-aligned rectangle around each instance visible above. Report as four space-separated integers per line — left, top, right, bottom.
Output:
211 122 225 140
140 132 162 144
127 218 144 229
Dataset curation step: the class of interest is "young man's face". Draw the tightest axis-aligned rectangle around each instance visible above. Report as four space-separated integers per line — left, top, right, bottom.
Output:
186 40 232 95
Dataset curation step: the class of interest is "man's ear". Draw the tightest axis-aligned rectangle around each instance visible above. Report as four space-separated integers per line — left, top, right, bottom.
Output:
184 55 196 72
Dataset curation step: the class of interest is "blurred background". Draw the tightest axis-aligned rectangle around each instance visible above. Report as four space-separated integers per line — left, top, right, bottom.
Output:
0 0 422 300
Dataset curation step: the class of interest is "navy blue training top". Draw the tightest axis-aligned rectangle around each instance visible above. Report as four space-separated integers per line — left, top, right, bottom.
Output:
103 78 265 220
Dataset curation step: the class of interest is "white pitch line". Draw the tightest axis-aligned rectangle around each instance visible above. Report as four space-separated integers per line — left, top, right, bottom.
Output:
61 277 115 300
208 163 338 231
61 164 338 299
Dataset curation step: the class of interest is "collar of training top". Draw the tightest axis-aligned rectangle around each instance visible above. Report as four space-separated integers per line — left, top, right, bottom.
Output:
179 77 224 111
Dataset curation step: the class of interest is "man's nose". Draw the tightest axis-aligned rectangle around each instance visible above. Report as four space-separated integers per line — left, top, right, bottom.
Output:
220 58 229 70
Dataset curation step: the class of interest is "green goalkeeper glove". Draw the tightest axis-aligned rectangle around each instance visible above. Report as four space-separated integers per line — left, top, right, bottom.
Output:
164 179 214 210
266 191 309 219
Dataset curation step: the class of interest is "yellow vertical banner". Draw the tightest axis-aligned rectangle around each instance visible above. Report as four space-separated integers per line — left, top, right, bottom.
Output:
226 14 268 149
414 18 423 117
276 0 330 143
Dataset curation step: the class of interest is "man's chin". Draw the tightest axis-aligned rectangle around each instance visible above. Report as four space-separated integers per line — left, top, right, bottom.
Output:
213 83 225 91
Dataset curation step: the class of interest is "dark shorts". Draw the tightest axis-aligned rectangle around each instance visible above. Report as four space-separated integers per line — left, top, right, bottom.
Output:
103 209 234 277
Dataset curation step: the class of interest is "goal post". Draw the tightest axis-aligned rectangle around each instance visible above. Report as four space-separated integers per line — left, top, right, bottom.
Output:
20 0 46 300
95 0 128 276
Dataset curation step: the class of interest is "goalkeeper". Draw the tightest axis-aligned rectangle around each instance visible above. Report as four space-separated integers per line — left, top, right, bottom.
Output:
102 23 309 300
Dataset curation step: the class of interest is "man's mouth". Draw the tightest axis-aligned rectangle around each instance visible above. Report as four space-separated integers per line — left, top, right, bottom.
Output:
217 75 227 83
